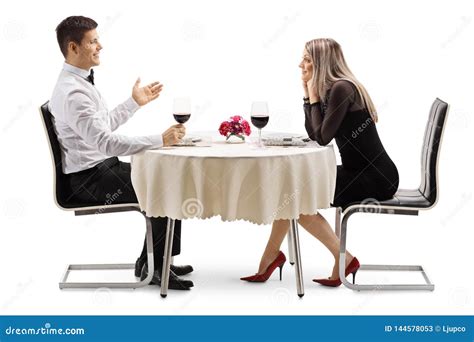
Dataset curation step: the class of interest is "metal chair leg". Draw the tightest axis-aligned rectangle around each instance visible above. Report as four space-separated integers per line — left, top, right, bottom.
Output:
287 227 295 265
339 207 434 291
160 218 175 298
59 212 154 289
290 219 304 297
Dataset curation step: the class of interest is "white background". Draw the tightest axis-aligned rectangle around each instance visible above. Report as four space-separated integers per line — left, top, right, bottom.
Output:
0 0 473 315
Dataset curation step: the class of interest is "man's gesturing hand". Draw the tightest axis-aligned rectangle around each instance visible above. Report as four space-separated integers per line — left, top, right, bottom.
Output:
132 78 163 106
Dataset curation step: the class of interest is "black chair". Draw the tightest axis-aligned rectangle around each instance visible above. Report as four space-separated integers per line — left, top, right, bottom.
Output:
335 98 449 291
39 101 154 289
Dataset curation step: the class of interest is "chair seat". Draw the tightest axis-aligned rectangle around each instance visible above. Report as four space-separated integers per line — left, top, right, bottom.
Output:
57 191 139 212
381 189 432 208
341 189 433 211
60 197 109 209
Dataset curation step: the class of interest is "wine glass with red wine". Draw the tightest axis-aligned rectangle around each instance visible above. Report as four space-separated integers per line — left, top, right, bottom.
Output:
250 101 269 147
173 97 191 125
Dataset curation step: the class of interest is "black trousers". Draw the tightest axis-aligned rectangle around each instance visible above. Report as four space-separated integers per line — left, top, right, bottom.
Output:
68 157 181 269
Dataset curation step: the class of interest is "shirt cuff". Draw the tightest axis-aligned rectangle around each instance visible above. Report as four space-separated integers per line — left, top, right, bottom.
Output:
124 97 140 114
149 134 164 149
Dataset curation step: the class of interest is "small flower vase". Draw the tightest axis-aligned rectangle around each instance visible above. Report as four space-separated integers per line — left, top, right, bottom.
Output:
226 133 245 144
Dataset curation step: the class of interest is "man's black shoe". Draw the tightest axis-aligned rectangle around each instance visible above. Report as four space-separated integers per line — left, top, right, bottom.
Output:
135 258 193 277
140 262 194 290
169 264 194 276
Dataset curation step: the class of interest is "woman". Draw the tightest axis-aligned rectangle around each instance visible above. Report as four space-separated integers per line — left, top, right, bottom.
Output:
241 38 399 287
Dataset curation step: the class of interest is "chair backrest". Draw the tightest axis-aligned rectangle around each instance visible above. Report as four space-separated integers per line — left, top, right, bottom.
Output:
419 98 449 206
39 101 73 209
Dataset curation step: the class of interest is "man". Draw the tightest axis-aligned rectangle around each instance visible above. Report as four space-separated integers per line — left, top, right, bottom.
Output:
49 16 193 290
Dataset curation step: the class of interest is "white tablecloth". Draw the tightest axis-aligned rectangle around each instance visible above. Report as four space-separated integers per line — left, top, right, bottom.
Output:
131 134 336 225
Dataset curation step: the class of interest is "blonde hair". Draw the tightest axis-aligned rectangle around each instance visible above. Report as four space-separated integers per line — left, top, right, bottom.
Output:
305 38 378 122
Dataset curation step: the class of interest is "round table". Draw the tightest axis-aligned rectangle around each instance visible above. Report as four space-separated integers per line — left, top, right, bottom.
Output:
130 133 337 297
131 137 336 224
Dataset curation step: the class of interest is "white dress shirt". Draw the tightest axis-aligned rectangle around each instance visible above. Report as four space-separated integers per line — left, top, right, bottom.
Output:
49 63 163 174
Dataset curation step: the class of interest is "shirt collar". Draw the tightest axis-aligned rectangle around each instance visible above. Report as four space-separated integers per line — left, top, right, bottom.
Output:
63 63 91 81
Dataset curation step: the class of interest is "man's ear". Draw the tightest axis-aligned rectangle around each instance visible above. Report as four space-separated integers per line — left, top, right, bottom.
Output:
68 41 78 56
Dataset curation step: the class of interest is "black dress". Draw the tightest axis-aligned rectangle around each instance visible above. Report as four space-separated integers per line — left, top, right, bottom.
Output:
304 80 399 207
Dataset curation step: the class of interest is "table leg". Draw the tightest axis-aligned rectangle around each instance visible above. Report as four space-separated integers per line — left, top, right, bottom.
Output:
287 229 295 265
290 219 304 297
160 218 175 298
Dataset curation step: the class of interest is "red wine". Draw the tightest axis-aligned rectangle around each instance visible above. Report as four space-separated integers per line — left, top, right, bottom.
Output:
173 113 191 124
251 115 269 129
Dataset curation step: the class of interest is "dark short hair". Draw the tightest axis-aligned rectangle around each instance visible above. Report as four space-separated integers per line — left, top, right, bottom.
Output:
56 16 98 58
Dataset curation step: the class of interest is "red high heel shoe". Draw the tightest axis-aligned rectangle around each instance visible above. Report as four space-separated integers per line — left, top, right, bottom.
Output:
313 257 360 287
240 251 286 282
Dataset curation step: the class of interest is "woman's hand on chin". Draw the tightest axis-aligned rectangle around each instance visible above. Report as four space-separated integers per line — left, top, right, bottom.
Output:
302 79 309 98
307 79 320 103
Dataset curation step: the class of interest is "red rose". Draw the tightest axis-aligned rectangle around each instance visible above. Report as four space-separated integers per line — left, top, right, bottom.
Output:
242 121 251 135
219 121 231 136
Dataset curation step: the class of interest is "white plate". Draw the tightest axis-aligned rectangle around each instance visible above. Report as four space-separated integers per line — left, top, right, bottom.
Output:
261 132 304 140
